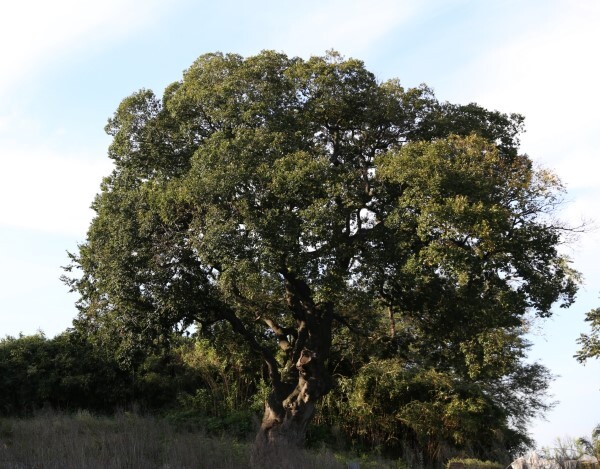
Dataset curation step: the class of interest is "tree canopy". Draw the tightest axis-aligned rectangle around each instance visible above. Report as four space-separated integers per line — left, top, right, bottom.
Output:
65 50 579 461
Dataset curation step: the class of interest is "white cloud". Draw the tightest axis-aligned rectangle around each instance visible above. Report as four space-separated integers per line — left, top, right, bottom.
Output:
0 143 113 236
279 0 428 57
444 1 600 169
0 0 172 236
553 144 600 192
0 0 167 96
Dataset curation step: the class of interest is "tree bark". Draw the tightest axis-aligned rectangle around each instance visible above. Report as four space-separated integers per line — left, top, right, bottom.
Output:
252 348 332 462
249 271 334 464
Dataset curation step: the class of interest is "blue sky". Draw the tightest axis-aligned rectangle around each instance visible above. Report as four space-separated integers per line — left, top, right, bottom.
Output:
1 0 599 449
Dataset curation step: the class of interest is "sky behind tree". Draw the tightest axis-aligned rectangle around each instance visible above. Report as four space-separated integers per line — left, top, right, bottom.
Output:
1 0 598 449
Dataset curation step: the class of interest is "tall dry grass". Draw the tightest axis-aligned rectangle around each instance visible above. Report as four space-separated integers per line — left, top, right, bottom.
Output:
0 411 393 468
0 410 247 468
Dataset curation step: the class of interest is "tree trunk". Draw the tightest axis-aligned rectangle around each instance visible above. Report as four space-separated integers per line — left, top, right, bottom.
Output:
252 348 332 463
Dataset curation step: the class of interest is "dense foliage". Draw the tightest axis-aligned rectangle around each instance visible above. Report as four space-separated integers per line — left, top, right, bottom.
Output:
56 50 579 465
0 332 128 414
0 332 191 415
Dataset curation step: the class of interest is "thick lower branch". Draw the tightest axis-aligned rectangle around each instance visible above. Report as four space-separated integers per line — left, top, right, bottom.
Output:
262 317 293 352
219 307 282 390
281 270 333 359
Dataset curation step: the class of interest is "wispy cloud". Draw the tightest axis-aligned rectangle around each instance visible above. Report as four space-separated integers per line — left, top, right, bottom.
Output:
0 0 167 96
444 1 600 180
0 0 172 235
0 142 113 235
279 0 431 57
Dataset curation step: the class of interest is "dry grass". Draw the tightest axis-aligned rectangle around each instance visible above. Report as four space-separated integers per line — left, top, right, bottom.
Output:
0 410 249 468
0 411 393 468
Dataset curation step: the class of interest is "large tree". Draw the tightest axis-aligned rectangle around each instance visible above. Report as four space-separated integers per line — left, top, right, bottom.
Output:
66 51 578 455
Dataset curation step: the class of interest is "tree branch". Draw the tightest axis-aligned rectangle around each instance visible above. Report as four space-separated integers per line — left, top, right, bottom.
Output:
262 317 294 353
332 312 369 337
219 307 283 391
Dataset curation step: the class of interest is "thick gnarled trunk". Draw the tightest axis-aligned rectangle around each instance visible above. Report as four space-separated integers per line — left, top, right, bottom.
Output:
253 348 332 460
249 273 334 465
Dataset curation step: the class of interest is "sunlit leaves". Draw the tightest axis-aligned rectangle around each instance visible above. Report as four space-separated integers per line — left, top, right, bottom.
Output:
576 307 600 362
